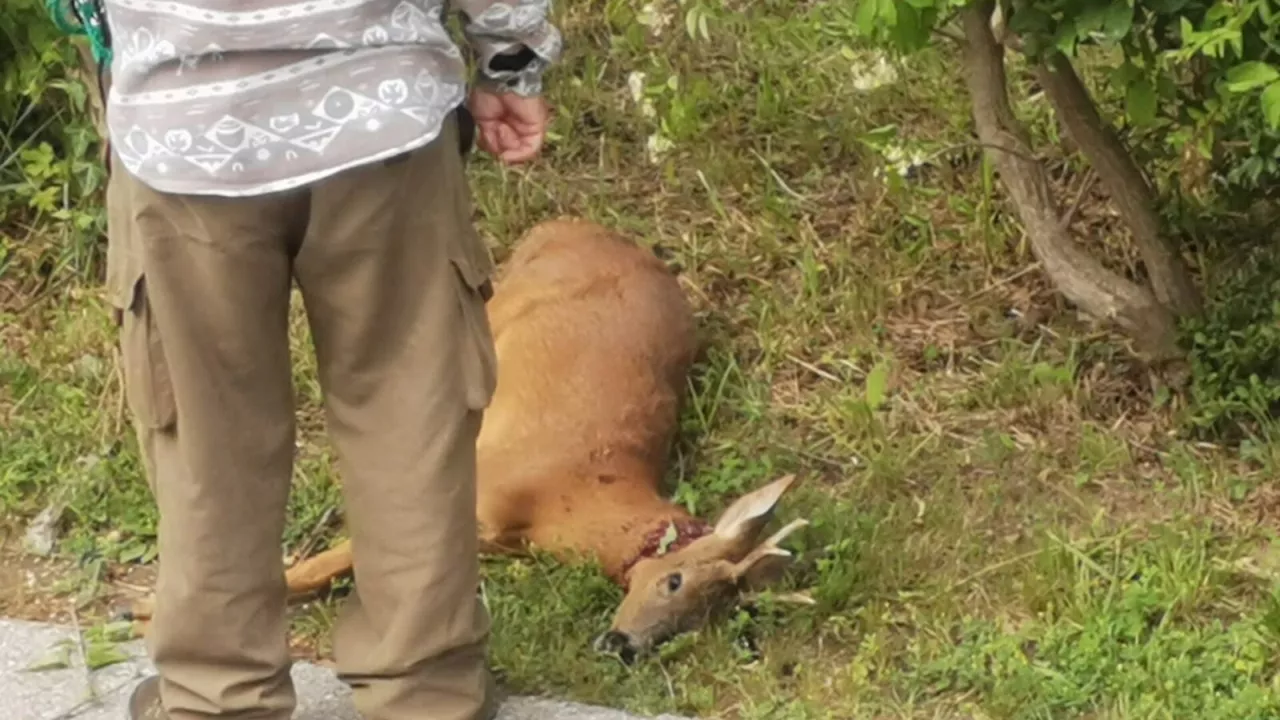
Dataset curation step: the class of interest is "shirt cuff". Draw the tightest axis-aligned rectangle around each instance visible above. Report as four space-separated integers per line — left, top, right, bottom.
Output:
469 23 562 96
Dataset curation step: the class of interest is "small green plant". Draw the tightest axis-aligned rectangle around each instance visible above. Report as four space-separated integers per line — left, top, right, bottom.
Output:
1183 246 1280 439
1 0 107 292
25 618 135 673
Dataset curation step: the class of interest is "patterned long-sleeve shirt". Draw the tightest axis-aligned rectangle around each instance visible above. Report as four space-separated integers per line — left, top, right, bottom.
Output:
100 0 562 197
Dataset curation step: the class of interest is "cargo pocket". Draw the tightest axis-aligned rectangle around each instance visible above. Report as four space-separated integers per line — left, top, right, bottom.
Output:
106 175 177 432
449 228 499 412
118 276 178 431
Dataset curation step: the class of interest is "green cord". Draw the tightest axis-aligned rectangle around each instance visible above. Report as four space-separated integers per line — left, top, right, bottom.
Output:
45 0 113 66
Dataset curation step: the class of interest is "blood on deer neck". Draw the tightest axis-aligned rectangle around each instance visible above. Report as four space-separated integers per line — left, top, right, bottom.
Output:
516 448 710 584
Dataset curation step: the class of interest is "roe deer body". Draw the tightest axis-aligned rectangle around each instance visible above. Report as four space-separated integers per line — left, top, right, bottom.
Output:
132 218 807 659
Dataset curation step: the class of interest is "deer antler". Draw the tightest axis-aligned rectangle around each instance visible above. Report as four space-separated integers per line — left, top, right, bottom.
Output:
731 517 809 590
741 590 817 606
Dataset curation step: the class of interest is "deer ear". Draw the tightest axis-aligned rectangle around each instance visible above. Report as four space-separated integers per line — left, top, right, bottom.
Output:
730 518 809 590
712 474 799 549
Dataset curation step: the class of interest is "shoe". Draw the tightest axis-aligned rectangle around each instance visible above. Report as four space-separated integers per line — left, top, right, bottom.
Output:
127 666 500 719
480 667 504 720
126 675 169 719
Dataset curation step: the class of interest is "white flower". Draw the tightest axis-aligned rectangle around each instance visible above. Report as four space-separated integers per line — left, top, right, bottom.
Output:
646 132 674 164
628 71 646 104
877 142 928 179
851 56 899 92
627 72 658 118
637 2 672 33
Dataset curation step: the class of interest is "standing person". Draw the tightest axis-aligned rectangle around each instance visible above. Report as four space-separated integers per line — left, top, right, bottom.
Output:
96 0 561 718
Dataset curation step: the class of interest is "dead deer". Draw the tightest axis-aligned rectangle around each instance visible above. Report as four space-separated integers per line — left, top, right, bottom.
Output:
125 217 809 661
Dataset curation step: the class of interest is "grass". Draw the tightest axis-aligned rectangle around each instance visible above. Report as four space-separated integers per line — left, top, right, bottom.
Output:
5 0 1280 718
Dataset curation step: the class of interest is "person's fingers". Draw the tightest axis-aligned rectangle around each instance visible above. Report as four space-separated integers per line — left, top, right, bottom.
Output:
519 127 545 155
486 122 512 156
472 105 548 164
475 122 501 156
500 144 537 164
478 121 519 158
499 128 544 165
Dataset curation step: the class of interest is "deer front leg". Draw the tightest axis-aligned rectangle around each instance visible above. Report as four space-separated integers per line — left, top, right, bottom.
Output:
119 540 355 631
122 531 530 636
282 531 530 594
285 538 354 594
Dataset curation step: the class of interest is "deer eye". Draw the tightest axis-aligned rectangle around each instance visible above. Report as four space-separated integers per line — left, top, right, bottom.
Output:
666 572 683 593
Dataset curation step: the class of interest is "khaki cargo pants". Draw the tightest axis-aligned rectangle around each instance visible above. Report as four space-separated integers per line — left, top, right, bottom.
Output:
104 114 498 720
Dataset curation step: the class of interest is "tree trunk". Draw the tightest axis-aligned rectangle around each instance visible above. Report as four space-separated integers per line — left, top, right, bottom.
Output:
70 39 109 166
959 1 1180 361
1035 52 1202 317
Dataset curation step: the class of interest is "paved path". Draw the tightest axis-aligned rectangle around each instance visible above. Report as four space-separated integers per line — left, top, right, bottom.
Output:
1 618 690 720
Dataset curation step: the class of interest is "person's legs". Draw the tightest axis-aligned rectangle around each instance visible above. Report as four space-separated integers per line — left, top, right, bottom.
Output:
106 165 306 719
293 113 497 720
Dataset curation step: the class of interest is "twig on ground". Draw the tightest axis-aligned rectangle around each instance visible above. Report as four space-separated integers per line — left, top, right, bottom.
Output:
1059 168 1098 232
749 149 811 204
944 547 1047 593
110 345 126 442
658 660 676 700
294 506 337 563
45 674 140 720
940 262 1044 312
786 353 840 383
70 604 96 705
919 141 1043 168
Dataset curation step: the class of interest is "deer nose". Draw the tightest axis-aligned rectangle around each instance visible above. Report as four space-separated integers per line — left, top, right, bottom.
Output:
592 630 637 664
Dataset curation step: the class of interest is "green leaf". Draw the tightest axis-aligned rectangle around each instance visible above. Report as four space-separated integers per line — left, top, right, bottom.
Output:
1262 81 1280 129
85 641 131 670
1007 5 1053 37
856 0 879 34
1072 2 1110 37
865 360 891 410
1178 16 1194 43
1111 60 1141 88
24 643 72 672
889 2 930 52
1225 62 1280 93
877 0 898 28
858 123 899 149
1126 78 1158 126
1053 17 1080 55
1100 0 1134 41
97 620 137 643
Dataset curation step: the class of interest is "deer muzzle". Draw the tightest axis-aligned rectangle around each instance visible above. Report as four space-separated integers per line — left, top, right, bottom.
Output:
592 629 639 664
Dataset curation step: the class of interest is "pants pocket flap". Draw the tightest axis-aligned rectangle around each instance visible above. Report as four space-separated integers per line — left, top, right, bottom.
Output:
449 257 499 411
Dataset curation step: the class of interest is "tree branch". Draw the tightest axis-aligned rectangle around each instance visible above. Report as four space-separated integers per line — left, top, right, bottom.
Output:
959 1 1181 361
1034 51 1202 317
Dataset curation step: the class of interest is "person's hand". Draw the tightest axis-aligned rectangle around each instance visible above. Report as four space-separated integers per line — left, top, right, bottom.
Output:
467 88 550 165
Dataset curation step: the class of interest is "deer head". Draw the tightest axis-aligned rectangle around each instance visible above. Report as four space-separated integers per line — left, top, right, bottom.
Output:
593 474 808 662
